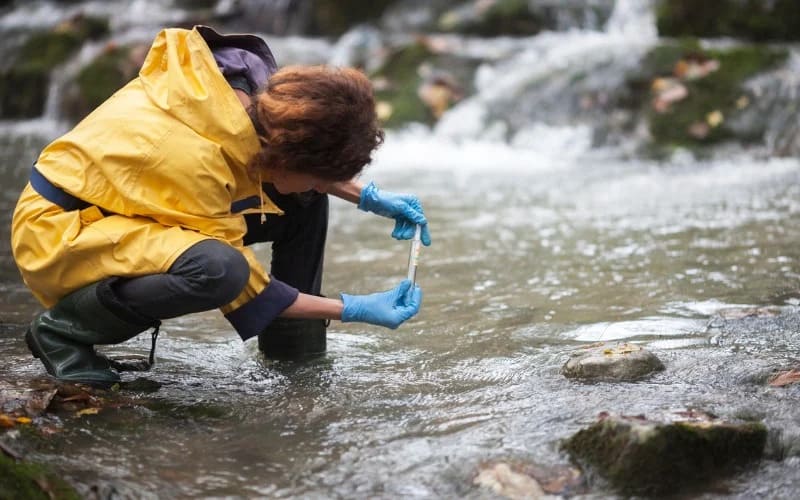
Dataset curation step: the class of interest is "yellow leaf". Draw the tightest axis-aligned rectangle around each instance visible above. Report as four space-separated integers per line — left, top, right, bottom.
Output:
15 417 32 425
76 407 101 416
736 95 750 109
706 110 724 128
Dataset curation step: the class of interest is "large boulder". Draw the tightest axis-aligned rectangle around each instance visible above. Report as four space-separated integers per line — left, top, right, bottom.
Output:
370 38 479 128
561 343 664 381
623 39 788 156
437 0 614 37
562 410 767 496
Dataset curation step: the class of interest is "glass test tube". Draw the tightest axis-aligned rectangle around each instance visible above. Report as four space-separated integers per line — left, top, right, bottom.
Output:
407 225 422 284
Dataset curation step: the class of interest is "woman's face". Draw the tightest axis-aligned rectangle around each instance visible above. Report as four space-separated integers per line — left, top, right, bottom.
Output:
271 168 333 195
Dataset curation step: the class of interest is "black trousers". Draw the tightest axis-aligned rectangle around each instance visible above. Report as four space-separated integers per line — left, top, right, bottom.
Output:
112 186 328 320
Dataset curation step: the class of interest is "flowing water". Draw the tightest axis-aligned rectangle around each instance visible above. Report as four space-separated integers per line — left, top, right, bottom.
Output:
2 1 800 498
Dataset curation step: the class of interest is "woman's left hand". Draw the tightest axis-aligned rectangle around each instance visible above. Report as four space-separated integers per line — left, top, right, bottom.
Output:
358 182 432 246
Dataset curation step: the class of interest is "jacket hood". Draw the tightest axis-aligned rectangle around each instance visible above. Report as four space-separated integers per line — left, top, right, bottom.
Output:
138 26 260 169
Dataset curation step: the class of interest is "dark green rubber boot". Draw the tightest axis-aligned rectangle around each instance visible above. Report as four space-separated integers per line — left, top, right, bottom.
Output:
25 279 156 387
258 318 327 361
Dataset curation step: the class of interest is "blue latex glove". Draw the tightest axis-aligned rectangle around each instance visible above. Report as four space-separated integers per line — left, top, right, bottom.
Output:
341 280 423 329
358 182 432 246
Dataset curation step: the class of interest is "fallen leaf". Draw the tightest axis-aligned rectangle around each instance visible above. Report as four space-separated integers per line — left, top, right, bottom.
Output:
0 414 15 428
14 417 32 425
769 369 800 387
60 393 91 403
736 95 750 109
76 407 101 416
706 110 724 128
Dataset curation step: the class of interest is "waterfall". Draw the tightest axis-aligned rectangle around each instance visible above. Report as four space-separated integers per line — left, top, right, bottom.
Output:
604 0 657 41
430 0 657 157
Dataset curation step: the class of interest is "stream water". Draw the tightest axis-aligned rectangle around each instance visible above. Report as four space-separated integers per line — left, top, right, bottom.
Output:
1 1 800 498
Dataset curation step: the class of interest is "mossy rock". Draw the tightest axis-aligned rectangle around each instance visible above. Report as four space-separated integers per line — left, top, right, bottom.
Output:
625 39 787 154
0 452 80 500
372 42 434 128
309 0 395 37
0 16 109 119
657 0 800 42
371 41 480 129
61 45 137 123
562 411 767 496
438 0 545 37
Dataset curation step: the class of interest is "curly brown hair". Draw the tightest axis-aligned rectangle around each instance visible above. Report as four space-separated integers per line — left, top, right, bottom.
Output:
248 66 384 182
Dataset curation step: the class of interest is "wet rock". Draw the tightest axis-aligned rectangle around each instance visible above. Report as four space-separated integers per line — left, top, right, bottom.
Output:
437 0 614 37
473 462 545 499
561 343 664 381
473 459 585 498
765 426 800 460
562 410 767 496
708 307 800 354
0 380 57 418
370 38 478 128
438 0 545 37
60 42 147 123
0 14 109 119
308 0 395 37
625 39 788 156
656 0 800 42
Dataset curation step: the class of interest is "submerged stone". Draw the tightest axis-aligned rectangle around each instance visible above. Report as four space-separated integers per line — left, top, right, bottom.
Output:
562 410 767 496
473 459 585 498
561 343 664 381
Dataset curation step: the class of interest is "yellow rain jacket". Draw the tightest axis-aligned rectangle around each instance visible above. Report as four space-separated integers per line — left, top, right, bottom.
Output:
11 26 292 340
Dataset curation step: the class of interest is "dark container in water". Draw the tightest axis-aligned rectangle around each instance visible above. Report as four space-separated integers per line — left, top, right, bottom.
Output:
258 318 326 360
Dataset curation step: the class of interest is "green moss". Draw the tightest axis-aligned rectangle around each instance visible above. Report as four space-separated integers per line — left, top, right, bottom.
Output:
372 43 435 128
657 0 800 41
371 40 480 129
310 0 395 37
628 40 788 152
0 17 109 119
440 0 544 36
73 46 134 118
0 452 80 500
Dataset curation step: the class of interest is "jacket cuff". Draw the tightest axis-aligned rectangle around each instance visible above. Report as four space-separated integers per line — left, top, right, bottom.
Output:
224 278 299 341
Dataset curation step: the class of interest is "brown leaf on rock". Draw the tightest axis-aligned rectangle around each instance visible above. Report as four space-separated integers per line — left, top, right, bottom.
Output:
769 369 800 387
